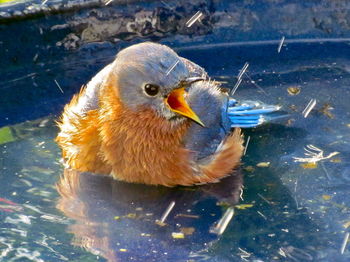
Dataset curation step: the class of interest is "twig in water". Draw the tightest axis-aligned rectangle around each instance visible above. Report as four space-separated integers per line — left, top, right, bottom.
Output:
238 247 251 261
257 193 272 205
210 207 234 235
341 232 349 254
293 144 339 163
41 0 48 5
257 211 267 220
186 11 203 27
245 73 268 95
105 0 113 5
158 201 175 224
54 79 64 93
237 62 249 80
230 78 242 96
302 98 317 118
278 36 285 53
243 136 251 155
239 186 244 201
320 162 332 180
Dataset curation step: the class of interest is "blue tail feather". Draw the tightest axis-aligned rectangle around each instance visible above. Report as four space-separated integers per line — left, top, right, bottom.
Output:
223 99 287 128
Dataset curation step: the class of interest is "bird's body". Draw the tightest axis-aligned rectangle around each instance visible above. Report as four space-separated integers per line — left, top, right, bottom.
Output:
57 42 280 186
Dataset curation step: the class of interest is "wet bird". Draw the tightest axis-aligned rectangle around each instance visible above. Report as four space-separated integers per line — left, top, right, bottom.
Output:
56 42 281 186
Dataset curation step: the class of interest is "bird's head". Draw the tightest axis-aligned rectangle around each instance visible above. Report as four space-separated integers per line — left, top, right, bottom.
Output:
109 42 204 126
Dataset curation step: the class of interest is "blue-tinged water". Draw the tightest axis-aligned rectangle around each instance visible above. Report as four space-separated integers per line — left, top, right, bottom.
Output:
1 40 350 261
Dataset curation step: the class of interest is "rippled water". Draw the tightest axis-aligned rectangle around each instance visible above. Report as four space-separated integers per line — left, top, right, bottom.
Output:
0 41 350 261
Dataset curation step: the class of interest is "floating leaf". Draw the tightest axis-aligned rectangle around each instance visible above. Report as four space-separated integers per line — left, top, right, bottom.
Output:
175 214 199 219
235 204 253 210
0 126 15 145
119 249 127 252
343 221 350 229
126 213 136 219
300 162 318 169
256 162 270 167
180 227 195 235
155 220 166 227
171 232 185 239
0 0 17 4
330 158 341 163
244 166 255 172
287 86 301 95
322 195 332 201
319 103 334 119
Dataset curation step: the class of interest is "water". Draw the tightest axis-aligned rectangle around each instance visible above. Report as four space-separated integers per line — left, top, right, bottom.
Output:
1 41 350 261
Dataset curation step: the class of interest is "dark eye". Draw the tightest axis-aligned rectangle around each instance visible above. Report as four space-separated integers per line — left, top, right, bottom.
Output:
144 84 160 96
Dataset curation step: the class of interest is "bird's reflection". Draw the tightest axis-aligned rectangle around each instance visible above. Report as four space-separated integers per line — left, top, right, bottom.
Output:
56 169 243 262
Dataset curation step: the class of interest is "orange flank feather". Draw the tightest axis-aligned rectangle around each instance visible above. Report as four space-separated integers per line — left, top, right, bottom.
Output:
56 76 244 186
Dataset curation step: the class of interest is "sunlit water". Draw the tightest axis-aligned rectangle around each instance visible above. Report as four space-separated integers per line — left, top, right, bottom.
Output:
1 41 350 261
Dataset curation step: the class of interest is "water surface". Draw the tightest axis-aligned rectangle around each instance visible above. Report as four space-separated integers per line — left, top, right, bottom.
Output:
1 40 350 261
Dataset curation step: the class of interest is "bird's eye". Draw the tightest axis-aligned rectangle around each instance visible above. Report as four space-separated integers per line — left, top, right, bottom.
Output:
144 84 160 96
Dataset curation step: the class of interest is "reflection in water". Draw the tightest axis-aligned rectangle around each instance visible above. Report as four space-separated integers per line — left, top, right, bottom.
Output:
56 169 243 261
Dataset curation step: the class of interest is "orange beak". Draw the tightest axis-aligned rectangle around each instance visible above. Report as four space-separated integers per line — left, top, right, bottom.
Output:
165 87 205 127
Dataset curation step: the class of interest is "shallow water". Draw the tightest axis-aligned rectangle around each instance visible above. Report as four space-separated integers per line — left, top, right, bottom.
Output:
1 41 350 261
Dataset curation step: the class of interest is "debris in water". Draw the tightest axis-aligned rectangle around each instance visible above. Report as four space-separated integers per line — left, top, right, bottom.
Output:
256 162 270 167
171 232 185 239
54 79 64 93
230 78 242 96
243 136 250 155
156 200 175 226
186 11 203 27
294 144 339 163
287 86 301 95
257 211 267 220
340 232 349 254
302 98 316 118
277 36 285 53
210 207 234 235
175 214 199 219
244 166 255 172
235 204 253 210
180 227 195 235
237 62 249 80
322 195 332 200
300 162 318 169
319 103 334 119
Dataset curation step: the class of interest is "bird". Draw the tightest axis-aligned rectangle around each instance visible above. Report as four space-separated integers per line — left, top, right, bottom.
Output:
56 42 282 187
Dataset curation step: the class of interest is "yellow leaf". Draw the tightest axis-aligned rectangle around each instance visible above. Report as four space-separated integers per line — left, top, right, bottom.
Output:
235 204 253 210
287 86 301 95
300 162 318 169
256 162 270 167
172 232 185 239
343 221 350 229
0 126 15 145
119 249 127 252
244 166 255 172
126 213 136 219
180 227 195 235
322 195 331 201
330 158 341 163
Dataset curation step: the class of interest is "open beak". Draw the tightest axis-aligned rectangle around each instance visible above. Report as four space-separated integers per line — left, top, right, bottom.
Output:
165 87 205 127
